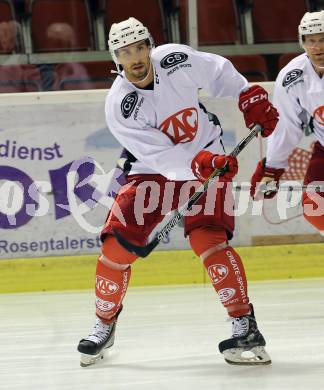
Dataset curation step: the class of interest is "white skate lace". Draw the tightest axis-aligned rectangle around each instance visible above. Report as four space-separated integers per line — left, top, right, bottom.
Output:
231 316 249 337
86 318 112 344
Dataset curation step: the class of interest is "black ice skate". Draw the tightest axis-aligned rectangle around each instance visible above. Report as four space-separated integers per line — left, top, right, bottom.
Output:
218 304 271 365
77 317 117 367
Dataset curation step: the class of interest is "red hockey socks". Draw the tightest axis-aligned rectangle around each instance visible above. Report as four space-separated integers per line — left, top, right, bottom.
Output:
203 246 250 317
95 258 131 323
189 226 250 317
94 235 137 323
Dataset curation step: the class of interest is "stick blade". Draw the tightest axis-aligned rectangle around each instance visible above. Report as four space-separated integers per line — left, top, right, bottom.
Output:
113 229 158 258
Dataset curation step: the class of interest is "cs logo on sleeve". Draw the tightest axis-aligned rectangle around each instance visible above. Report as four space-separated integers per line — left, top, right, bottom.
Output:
160 52 188 69
121 91 138 119
282 69 303 87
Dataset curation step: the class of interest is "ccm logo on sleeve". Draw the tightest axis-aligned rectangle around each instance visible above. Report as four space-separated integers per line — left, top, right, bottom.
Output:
121 91 138 118
160 52 188 69
282 69 303 87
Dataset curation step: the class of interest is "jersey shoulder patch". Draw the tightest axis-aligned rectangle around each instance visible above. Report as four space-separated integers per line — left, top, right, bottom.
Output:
160 52 188 69
282 69 303 87
121 91 138 119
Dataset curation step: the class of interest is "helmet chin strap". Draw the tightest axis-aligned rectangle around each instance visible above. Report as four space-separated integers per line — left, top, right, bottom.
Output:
309 61 324 74
111 69 123 77
128 60 153 85
310 60 324 71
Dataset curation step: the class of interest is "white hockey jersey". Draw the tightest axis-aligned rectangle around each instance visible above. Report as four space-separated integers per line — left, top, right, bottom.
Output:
267 53 324 169
105 43 248 180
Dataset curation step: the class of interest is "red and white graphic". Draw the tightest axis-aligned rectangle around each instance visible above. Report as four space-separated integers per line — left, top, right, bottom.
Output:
207 264 229 285
159 107 198 144
313 106 324 126
96 276 119 295
218 287 236 303
95 297 116 312
281 145 314 181
240 92 267 110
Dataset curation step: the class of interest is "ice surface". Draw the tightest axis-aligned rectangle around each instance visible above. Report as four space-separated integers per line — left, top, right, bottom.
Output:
0 279 323 390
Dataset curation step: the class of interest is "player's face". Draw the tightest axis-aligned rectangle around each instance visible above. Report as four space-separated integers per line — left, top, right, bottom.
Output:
116 40 151 82
303 33 324 71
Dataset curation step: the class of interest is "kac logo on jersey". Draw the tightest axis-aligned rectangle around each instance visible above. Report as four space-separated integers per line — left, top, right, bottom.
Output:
159 107 198 144
160 52 188 69
313 106 324 126
282 69 303 87
121 91 138 118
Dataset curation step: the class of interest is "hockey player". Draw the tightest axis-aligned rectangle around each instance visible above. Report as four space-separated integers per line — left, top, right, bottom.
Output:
78 17 278 367
251 10 324 234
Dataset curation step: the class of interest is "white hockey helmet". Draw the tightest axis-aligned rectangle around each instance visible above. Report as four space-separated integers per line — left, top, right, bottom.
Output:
108 17 153 64
298 10 324 46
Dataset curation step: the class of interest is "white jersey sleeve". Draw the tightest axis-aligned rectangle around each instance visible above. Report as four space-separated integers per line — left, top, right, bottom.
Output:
266 55 311 169
178 45 248 98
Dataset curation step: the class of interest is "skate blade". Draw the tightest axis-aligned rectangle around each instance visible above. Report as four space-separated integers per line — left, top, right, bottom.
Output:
79 337 115 367
223 346 271 366
80 352 104 367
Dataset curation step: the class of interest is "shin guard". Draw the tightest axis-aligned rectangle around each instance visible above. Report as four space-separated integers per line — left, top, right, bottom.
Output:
95 259 131 323
189 226 250 317
95 235 137 323
203 247 250 317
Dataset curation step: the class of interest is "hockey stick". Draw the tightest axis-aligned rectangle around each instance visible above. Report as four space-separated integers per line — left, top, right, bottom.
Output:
233 184 324 194
234 184 324 193
257 183 324 194
113 124 262 257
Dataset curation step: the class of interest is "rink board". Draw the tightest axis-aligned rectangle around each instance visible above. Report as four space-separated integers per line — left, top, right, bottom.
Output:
1 242 324 293
0 85 321 260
